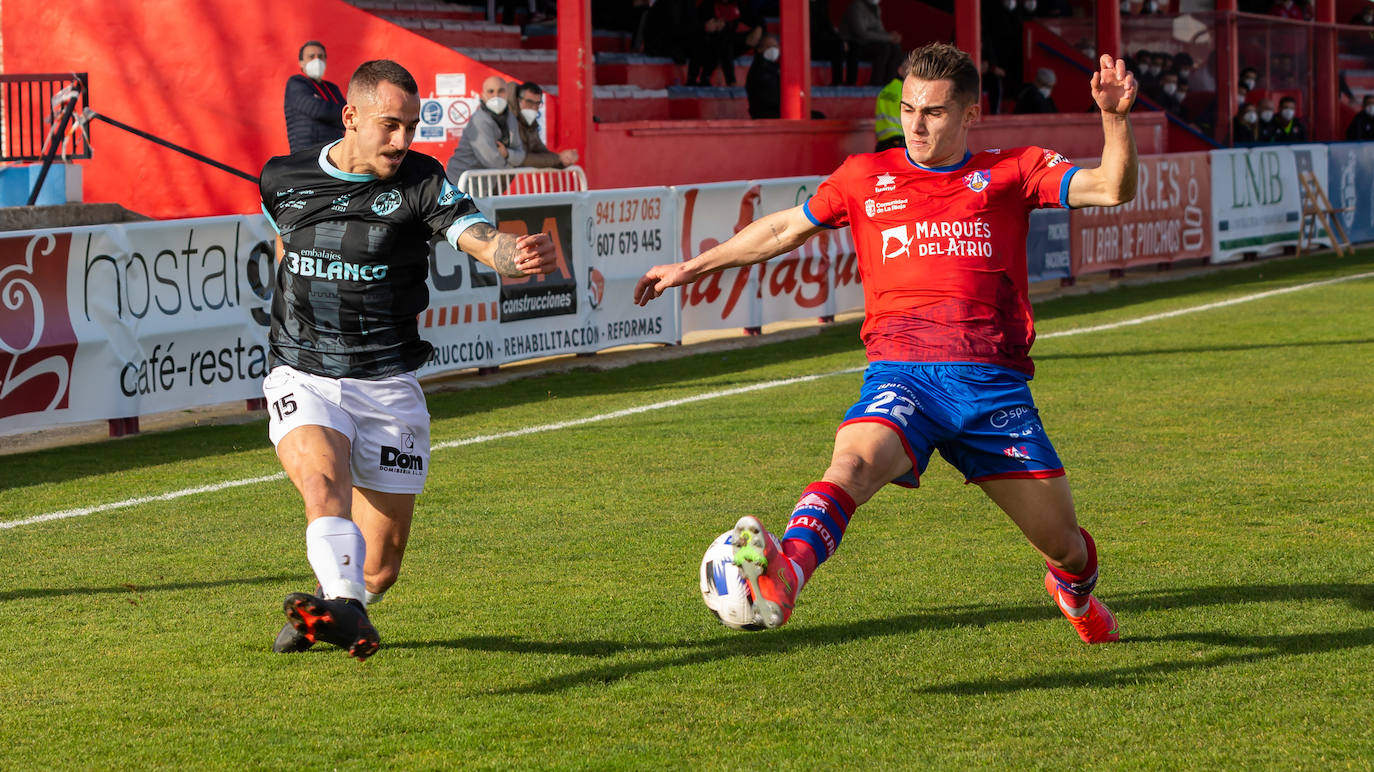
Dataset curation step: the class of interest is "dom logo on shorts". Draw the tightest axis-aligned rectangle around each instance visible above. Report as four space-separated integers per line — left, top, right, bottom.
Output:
372 190 402 217
380 445 425 473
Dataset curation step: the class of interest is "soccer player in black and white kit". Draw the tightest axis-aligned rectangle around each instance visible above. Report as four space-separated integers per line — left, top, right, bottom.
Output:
259 60 556 660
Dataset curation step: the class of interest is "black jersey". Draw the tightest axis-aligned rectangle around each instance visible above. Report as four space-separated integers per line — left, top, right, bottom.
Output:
259 141 488 378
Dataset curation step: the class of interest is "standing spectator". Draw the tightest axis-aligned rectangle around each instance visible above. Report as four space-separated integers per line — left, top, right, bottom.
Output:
1239 66 1259 99
746 35 782 118
1015 68 1059 114
284 41 346 153
983 2 1027 109
1269 0 1312 20
1268 96 1307 142
511 82 579 168
643 0 696 82
446 76 526 181
840 0 903 86
1233 102 1262 144
1348 94 1374 139
874 58 908 151
810 0 849 85
688 0 763 87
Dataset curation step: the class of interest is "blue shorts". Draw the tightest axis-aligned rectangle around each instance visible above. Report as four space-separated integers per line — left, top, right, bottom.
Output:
839 362 1065 487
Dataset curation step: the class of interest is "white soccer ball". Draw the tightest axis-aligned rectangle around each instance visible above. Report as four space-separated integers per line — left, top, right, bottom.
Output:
699 530 763 630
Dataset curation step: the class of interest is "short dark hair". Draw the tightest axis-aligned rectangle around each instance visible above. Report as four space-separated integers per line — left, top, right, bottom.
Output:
1241 66 1258 78
298 41 326 60
1364 94 1374 105
904 43 980 106
1279 96 1297 108
517 82 544 101
347 59 419 102
1173 52 1193 68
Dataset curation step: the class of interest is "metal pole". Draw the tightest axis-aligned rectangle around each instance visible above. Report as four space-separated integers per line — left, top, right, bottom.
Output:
780 0 811 120
26 92 78 206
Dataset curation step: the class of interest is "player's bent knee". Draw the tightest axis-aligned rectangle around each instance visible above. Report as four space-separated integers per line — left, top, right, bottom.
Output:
1043 536 1088 574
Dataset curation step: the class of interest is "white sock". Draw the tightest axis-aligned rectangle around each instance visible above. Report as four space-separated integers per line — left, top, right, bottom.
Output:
1056 590 1090 618
365 590 386 607
306 516 367 602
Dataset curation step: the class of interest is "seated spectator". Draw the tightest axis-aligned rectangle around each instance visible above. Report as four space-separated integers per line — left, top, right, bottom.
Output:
745 35 781 118
1173 52 1194 84
1268 95 1307 142
1151 71 1184 115
841 0 902 86
1349 94 1374 139
1015 68 1059 114
1233 103 1262 144
687 0 763 87
1174 79 1193 122
284 40 345 153
446 76 526 180
511 82 579 168
1250 98 1276 141
1354 4 1374 25
1138 0 1164 14
810 0 849 86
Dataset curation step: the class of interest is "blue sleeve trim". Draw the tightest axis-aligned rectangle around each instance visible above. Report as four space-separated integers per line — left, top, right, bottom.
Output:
803 199 838 229
260 203 281 234
445 213 493 250
1059 166 1081 209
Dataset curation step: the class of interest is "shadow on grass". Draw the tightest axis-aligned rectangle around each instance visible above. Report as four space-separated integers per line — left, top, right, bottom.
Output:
388 582 1374 695
0 574 302 603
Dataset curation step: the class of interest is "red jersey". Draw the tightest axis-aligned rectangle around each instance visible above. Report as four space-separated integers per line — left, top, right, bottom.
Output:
803 146 1078 376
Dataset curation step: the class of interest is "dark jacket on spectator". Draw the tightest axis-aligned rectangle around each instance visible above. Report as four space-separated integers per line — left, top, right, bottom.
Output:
284 74 345 153
1347 111 1374 140
1014 84 1058 115
1268 115 1307 143
745 52 781 119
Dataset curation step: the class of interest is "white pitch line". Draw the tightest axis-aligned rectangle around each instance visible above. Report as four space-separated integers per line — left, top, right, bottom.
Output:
5 268 1372 530
1039 271 1374 339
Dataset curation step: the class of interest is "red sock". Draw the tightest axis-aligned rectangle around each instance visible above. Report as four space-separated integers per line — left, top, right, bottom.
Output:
1046 527 1099 599
781 481 856 581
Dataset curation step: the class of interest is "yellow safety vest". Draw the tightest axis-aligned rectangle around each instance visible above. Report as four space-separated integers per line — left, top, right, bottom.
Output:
875 78 903 142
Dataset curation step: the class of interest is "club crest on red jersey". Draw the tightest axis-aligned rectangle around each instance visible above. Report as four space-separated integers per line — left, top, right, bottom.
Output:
963 170 990 193
1043 149 1069 167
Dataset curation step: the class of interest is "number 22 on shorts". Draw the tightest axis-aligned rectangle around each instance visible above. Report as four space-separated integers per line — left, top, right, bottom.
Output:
865 390 915 425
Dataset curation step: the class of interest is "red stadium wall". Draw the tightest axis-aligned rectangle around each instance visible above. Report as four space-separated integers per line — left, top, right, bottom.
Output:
588 111 1167 190
0 0 530 219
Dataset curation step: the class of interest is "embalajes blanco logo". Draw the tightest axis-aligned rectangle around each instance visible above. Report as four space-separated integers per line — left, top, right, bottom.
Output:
371 190 402 216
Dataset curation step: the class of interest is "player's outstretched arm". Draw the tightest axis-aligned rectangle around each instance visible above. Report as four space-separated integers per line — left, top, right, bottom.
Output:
457 222 557 278
1067 54 1139 209
633 204 824 305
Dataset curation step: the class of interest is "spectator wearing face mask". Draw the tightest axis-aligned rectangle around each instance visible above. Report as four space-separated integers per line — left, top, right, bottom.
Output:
746 35 783 119
284 40 346 153
510 82 578 168
1239 67 1260 102
446 76 526 180
1268 96 1307 143
1353 5 1374 25
1150 71 1184 116
1254 98 1277 141
1134 49 1159 93
1015 68 1059 114
1348 95 1374 139
1233 103 1263 145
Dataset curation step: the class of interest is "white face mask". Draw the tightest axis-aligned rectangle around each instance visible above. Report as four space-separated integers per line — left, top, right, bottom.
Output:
485 96 508 114
1024 0 1037 10
1242 112 1258 124
303 58 326 80
1143 0 1157 11
1260 109 1274 122
1280 108 1295 121
1242 78 1256 90
520 108 540 124
1365 104 1374 116
1039 86 1052 98
1003 0 1017 9
1162 82 1177 96
762 46 780 62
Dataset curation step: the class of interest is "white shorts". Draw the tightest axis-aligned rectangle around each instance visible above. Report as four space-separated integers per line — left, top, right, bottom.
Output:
262 364 431 494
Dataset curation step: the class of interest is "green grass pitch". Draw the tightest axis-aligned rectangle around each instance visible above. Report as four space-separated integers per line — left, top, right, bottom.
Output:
2 250 1372 769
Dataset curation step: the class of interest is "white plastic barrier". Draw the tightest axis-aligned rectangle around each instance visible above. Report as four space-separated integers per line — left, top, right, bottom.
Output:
455 165 589 197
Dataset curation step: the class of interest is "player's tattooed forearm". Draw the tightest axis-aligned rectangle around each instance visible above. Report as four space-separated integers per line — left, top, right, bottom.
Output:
466 222 499 242
493 234 521 277
769 223 785 248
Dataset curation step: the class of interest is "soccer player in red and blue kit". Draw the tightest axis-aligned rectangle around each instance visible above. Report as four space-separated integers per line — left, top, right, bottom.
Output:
634 43 1138 643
